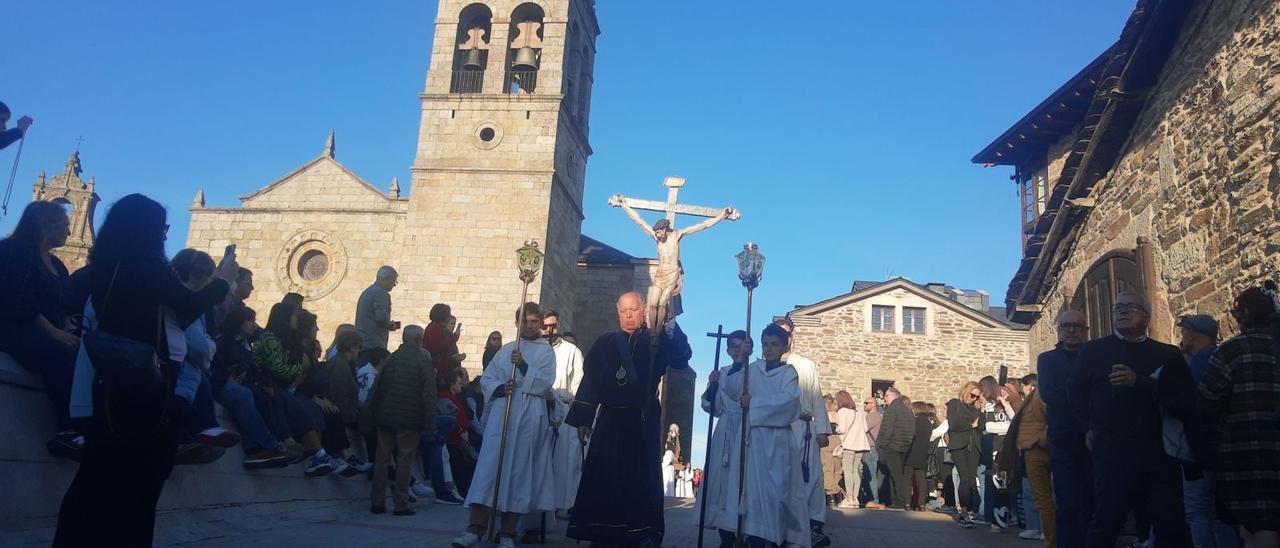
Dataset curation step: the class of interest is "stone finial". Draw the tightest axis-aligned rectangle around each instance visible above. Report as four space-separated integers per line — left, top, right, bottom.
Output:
36 171 47 188
192 188 205 208
64 151 83 178
389 177 401 199
324 129 336 158
87 177 96 191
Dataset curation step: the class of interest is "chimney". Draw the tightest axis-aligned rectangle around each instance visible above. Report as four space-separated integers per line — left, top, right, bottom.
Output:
976 290 991 312
925 282 947 295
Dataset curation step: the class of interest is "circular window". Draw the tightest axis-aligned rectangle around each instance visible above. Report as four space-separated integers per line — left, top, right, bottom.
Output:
277 230 348 301
298 250 330 281
473 123 502 150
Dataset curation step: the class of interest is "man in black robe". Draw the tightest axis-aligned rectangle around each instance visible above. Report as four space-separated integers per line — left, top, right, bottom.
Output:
566 292 692 547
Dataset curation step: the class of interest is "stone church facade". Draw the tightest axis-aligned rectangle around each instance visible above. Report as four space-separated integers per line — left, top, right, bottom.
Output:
973 0 1279 358
785 278 1030 409
186 0 654 358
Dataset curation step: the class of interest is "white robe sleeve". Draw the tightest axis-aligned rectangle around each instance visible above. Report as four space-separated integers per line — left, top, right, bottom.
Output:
481 343 515 406
748 366 800 428
519 344 556 398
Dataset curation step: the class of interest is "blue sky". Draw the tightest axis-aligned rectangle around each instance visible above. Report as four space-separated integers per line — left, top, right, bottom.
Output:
2 1 1133 466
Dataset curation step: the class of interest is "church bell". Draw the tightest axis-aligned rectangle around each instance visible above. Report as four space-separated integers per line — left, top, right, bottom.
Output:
511 46 538 71
462 48 484 71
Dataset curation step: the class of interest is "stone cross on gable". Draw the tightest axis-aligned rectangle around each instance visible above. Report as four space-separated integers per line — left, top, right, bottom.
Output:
608 176 742 228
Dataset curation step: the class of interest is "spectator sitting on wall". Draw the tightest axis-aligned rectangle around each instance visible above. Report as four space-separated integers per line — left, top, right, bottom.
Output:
0 201 83 459
169 249 241 466
210 306 290 468
253 302 331 475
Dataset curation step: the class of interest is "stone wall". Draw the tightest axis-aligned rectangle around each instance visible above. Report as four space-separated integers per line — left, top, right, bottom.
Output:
791 287 1030 412
1027 0 1280 356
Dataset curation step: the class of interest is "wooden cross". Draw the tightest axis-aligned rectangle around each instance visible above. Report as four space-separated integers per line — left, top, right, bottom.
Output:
608 176 742 229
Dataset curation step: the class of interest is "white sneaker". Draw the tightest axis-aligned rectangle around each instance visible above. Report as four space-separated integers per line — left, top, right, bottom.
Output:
1019 529 1044 540
837 500 858 509
498 537 517 548
411 482 435 499
450 532 480 548
991 524 1005 533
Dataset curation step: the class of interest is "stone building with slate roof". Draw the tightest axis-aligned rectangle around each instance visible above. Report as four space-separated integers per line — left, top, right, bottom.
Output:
783 278 1030 409
973 0 1280 357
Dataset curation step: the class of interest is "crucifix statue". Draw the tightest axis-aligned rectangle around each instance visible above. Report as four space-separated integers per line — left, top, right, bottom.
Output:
609 176 741 330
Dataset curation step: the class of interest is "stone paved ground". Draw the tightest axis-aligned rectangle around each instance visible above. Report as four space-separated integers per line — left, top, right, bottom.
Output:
172 498 1030 548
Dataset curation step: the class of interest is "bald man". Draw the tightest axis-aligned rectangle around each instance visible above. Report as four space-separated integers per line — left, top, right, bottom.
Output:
1037 309 1092 548
563 292 693 548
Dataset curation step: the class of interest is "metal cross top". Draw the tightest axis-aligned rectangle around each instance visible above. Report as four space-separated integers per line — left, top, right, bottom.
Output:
608 176 742 228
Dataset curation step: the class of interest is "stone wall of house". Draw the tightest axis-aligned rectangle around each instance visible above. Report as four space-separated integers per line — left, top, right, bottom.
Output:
791 288 1030 411
1028 0 1280 357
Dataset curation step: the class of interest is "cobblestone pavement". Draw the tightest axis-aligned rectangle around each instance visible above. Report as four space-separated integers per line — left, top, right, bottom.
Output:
172 498 1030 548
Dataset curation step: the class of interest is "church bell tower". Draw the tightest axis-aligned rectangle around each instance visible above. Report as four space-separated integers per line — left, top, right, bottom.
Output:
32 151 99 271
403 0 600 356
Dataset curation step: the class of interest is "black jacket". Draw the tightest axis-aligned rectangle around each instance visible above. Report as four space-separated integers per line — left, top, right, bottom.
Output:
877 397 916 453
906 414 933 468
1071 334 1197 441
946 398 982 451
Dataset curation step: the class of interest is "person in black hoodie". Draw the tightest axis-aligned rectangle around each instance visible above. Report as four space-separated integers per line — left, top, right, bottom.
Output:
904 400 934 511
877 387 916 510
53 194 235 548
1071 291 1196 548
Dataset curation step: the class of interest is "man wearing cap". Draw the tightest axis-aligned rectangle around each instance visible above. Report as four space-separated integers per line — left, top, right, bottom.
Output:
1177 314 1238 548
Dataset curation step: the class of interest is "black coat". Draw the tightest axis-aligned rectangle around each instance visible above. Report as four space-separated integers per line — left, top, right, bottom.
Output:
877 397 916 453
946 399 982 451
906 415 933 469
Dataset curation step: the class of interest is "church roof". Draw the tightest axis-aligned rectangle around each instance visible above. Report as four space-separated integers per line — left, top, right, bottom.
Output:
237 131 395 205
578 234 640 265
790 277 1027 330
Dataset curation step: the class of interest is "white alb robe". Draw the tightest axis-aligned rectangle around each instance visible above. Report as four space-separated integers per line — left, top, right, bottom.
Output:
788 352 830 524
464 338 557 514
549 339 585 510
662 449 677 496
697 362 744 531
720 359 809 547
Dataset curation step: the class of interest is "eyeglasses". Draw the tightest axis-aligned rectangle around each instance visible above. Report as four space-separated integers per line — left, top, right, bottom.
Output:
1111 303 1147 313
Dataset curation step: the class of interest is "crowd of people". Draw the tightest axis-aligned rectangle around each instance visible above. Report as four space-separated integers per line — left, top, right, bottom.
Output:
690 289 1278 548
0 193 591 547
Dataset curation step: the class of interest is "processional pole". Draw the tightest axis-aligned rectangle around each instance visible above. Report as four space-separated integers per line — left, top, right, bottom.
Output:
487 239 545 542
696 325 730 548
733 243 765 546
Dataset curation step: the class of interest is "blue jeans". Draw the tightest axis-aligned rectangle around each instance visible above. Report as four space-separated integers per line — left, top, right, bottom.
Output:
863 448 885 504
217 382 279 453
418 415 457 493
1022 477 1042 531
1184 472 1239 548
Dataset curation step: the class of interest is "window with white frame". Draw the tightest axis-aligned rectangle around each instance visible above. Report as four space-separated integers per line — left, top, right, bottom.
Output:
871 305 895 333
903 306 926 334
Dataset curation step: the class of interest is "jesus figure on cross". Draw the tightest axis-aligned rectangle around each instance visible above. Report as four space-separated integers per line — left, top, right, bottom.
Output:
609 177 740 331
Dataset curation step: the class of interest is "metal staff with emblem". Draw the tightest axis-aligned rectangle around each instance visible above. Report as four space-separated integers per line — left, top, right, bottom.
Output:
733 243 765 546
487 239 545 542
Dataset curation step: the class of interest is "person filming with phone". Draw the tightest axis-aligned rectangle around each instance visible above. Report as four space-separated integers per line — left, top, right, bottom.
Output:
1070 291 1198 548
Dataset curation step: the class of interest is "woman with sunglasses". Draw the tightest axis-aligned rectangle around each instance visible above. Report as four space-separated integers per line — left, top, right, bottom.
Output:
947 380 985 528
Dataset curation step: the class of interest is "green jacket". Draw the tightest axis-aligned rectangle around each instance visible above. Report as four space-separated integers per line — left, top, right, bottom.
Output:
364 344 437 434
254 331 302 385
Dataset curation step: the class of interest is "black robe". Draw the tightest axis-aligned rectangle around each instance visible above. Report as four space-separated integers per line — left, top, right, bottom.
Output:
565 324 692 545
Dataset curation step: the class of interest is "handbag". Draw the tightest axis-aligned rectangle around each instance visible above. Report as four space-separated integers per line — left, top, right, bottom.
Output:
82 263 167 407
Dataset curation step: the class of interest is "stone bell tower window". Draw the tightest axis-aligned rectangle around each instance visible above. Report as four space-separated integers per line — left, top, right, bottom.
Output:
450 3 493 94
505 3 545 94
